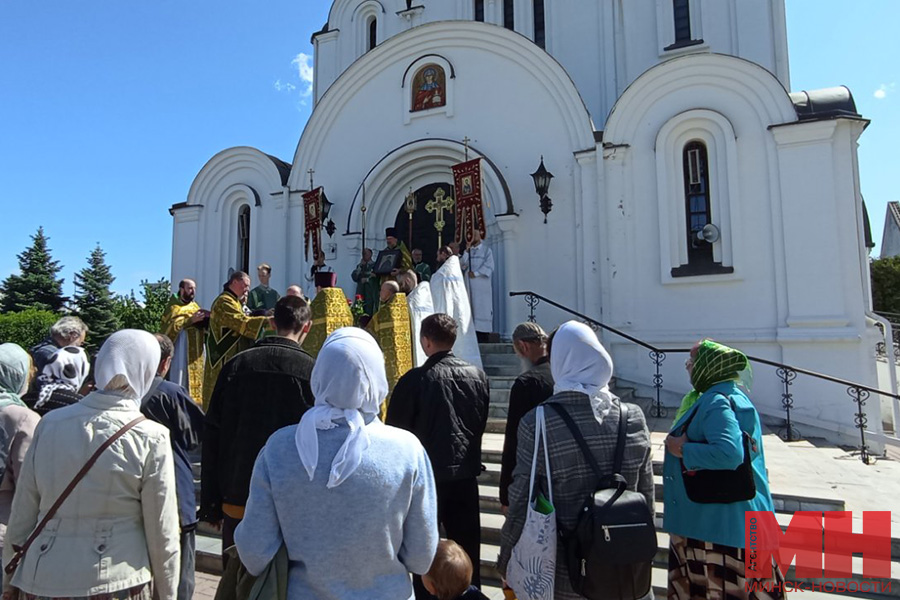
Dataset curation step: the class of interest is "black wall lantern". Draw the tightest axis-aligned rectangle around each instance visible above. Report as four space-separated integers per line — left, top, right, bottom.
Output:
530 156 554 223
321 191 337 237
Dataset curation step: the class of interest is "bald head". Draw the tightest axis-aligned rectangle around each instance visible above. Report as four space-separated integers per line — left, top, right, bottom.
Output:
397 270 417 294
380 280 400 303
286 285 304 298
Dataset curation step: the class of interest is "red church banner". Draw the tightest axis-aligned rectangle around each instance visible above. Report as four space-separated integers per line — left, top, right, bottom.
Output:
452 158 486 246
303 187 323 261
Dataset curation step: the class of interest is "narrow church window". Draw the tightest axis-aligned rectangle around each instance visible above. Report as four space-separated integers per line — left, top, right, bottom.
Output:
683 142 712 266
474 0 484 22
237 204 251 274
368 17 377 51
673 0 691 44
503 0 514 30
533 0 545 48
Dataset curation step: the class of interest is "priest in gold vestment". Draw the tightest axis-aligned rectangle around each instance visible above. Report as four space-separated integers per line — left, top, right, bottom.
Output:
160 278 207 404
202 271 269 410
301 272 353 359
367 281 413 417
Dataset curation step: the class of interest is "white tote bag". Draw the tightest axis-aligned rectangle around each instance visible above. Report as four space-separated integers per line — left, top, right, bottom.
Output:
506 406 556 600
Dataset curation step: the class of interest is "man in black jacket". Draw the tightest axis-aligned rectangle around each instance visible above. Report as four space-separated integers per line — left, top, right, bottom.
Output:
387 313 490 592
499 322 554 512
200 295 315 558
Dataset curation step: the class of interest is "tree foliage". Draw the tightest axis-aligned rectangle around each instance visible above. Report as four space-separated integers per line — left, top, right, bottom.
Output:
872 256 900 317
74 245 118 353
0 227 66 313
0 308 59 350
114 279 171 333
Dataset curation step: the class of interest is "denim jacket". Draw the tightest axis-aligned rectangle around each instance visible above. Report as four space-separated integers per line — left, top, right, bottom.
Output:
662 381 775 548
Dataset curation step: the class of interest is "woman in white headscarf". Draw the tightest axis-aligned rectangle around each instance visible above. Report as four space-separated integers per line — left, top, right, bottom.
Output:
0 343 40 554
3 330 181 600
235 328 439 600
32 346 91 416
498 321 655 600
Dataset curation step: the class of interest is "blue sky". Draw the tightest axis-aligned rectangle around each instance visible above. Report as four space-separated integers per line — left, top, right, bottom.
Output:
0 1 897 298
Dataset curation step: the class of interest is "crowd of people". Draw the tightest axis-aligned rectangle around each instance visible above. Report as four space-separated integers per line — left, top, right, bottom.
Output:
0 240 786 600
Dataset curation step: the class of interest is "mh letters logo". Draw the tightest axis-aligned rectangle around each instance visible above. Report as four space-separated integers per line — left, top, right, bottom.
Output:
745 511 891 580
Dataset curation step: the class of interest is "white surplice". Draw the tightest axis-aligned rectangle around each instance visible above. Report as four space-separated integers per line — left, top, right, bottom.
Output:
461 242 495 333
430 255 483 368
407 282 435 367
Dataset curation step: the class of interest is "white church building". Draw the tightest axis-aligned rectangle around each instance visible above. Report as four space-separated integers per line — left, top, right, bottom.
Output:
171 0 890 449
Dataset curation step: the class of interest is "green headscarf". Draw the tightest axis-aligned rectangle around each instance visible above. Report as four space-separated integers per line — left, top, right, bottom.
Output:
0 343 30 409
672 340 750 426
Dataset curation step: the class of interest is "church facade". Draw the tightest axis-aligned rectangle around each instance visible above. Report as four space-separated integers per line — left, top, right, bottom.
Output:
171 0 888 447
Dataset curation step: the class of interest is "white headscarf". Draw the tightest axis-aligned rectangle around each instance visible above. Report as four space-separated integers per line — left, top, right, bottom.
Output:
95 330 160 407
550 321 617 423
296 327 388 488
35 346 91 409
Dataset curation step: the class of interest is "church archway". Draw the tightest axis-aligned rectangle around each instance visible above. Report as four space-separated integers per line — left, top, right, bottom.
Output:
392 183 456 272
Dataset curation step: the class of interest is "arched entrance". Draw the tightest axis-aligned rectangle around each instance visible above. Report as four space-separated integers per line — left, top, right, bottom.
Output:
393 183 456 272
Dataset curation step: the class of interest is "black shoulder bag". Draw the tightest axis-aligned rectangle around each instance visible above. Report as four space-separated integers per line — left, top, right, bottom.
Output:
678 398 757 504
548 402 657 600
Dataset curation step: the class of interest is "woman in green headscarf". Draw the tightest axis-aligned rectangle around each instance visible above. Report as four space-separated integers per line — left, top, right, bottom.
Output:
662 340 784 600
0 343 40 553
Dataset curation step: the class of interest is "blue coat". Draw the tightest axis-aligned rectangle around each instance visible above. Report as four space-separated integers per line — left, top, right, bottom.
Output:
662 381 775 548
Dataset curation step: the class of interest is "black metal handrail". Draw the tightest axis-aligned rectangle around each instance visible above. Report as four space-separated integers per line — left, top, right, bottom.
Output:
510 290 900 464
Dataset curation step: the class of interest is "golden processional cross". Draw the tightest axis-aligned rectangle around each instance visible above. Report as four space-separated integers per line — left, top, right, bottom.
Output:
425 187 454 249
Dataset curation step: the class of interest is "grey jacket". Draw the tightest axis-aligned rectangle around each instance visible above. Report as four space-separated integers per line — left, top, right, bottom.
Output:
498 392 654 600
3 391 181 598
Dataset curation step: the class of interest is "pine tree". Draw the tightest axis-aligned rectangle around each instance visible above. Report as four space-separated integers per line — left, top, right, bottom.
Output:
0 227 66 313
74 245 119 353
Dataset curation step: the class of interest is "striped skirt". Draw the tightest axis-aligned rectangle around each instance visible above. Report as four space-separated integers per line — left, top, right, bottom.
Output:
668 534 786 600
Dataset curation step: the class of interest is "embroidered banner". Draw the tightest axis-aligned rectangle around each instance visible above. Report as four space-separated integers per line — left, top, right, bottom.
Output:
303 187 323 261
452 158 486 246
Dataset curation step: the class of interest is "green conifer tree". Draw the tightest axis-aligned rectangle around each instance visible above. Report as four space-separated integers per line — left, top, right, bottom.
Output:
0 227 66 313
74 245 119 353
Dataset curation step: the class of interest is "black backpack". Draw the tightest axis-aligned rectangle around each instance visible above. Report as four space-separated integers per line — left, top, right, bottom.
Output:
548 402 657 600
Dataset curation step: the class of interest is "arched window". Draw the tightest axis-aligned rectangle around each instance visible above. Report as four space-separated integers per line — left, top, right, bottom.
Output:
533 0 545 48
237 204 251 273
503 0 514 30
368 17 377 51
673 0 691 44
474 0 484 22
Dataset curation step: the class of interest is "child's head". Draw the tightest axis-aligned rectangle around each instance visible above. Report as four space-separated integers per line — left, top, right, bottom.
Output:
423 539 473 600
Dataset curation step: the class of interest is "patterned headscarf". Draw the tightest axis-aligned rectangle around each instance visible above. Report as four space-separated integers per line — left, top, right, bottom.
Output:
672 340 751 426
35 346 90 410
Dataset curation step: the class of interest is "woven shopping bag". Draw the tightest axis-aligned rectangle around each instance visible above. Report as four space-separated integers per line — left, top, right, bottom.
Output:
506 406 556 600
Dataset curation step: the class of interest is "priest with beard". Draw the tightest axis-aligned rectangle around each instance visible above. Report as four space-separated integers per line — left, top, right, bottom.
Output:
301 272 353 359
430 246 483 369
367 280 413 418
160 278 208 404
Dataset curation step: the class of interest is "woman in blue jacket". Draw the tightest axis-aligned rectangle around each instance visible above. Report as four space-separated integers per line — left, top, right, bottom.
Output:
663 340 785 600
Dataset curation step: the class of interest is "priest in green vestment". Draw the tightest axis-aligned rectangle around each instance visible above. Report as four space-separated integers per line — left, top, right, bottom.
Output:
159 278 207 404
366 281 413 419
301 272 354 359
378 227 412 286
411 248 432 282
351 248 379 317
247 263 280 312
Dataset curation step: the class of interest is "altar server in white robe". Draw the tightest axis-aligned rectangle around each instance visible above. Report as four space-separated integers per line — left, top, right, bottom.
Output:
431 247 483 369
461 230 495 341
403 273 435 368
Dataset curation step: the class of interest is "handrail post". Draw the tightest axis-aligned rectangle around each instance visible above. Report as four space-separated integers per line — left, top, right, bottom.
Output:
525 294 539 323
847 385 871 464
776 367 799 441
649 350 668 418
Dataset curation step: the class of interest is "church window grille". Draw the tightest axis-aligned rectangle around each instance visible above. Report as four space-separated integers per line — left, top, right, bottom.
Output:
533 0 545 48
237 204 251 274
673 0 691 44
474 0 484 22
368 17 377 51
503 0 514 30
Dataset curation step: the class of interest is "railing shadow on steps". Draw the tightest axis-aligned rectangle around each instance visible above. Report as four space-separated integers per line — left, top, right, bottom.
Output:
511 291 900 465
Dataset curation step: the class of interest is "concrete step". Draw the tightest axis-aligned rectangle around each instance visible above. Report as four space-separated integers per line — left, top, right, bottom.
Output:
479 343 514 355
484 365 521 377
487 376 516 390
481 353 520 368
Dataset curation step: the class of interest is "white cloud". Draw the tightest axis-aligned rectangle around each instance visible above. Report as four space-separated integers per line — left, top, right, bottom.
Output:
874 83 896 100
291 53 315 98
273 79 296 93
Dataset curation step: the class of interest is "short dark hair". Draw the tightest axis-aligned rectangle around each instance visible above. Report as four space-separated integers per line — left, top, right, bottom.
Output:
178 279 190 290
154 333 174 369
225 270 249 290
273 295 311 334
439 245 453 256
421 314 457 347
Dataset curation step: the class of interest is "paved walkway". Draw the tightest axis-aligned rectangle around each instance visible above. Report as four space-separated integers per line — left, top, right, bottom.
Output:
194 572 220 599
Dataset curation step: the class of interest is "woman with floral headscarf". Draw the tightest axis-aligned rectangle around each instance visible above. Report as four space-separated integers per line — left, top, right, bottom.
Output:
32 346 91 416
3 330 180 600
234 328 439 600
664 340 783 600
0 343 40 554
